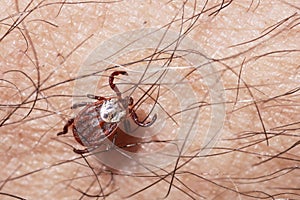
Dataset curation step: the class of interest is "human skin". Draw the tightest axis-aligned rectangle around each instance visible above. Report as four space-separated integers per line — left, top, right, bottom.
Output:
0 0 299 200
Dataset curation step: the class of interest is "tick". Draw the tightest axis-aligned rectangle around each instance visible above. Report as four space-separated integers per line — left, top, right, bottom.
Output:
57 70 157 154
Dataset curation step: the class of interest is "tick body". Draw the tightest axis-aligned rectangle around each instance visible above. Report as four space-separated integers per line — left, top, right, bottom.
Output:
57 71 157 154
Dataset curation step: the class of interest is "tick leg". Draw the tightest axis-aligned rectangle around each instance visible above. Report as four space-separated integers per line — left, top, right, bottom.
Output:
128 97 157 127
87 94 106 101
72 94 106 109
73 145 104 154
73 148 89 154
109 70 128 98
131 111 157 127
57 118 74 136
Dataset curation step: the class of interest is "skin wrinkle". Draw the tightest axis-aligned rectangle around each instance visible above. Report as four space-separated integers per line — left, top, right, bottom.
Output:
0 0 299 199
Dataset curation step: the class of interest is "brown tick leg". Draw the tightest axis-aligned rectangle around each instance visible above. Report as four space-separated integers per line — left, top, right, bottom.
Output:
73 148 90 154
71 94 105 109
87 94 106 100
73 145 103 154
128 97 157 127
109 70 128 98
128 97 134 106
57 118 74 136
131 111 157 127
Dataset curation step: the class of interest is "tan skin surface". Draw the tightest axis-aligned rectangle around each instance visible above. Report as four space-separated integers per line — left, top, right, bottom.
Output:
1 0 299 199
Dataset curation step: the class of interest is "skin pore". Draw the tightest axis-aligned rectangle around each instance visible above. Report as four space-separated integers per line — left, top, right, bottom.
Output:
1 0 299 199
